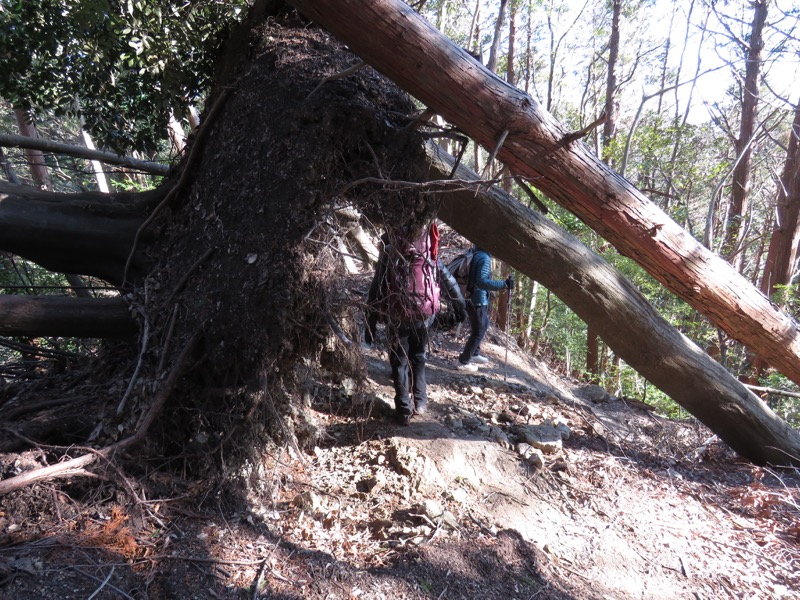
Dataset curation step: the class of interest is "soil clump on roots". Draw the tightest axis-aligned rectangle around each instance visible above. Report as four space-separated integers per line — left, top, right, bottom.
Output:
2 18 435 480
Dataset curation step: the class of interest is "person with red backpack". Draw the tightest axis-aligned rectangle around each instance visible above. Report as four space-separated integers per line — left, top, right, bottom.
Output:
365 223 466 425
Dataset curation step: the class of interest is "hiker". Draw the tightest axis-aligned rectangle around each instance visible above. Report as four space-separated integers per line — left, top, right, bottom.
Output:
457 246 513 371
365 224 466 425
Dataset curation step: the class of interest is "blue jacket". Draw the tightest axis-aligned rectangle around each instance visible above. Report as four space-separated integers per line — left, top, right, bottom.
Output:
468 250 506 307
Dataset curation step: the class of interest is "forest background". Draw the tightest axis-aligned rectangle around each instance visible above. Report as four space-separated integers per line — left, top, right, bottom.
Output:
1 0 800 424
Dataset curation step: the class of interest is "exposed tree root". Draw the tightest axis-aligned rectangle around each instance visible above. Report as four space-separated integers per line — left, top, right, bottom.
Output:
0 333 200 496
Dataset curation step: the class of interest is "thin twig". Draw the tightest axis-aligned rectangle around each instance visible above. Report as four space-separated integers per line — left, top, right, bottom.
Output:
131 332 200 440
157 305 179 372
0 334 200 496
340 175 501 196
306 61 367 98
117 310 149 415
481 129 509 179
512 176 549 214
85 566 116 600
165 248 215 306
560 111 608 145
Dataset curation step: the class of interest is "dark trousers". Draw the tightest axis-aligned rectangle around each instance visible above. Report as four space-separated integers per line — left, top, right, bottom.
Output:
459 303 489 364
389 323 428 418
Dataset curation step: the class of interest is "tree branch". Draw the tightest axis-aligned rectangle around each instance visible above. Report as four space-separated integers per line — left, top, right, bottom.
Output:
0 133 170 176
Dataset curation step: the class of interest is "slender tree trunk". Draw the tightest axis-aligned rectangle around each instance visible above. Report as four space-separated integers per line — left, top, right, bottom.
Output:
588 0 621 379
80 125 110 193
601 0 620 166
759 98 800 298
13 109 52 190
288 0 800 388
486 0 508 74
0 146 20 184
0 133 170 175
752 98 800 378
722 0 767 271
495 2 516 330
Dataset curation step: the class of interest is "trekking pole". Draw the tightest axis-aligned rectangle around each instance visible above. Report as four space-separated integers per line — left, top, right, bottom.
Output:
504 286 512 383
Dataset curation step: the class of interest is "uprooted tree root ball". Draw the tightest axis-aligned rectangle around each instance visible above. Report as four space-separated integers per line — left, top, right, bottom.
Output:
2 19 438 493
129 21 440 476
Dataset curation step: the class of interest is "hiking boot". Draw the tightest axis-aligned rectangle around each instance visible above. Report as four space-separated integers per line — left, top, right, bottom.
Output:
414 402 427 416
455 361 478 372
471 355 490 364
395 412 412 426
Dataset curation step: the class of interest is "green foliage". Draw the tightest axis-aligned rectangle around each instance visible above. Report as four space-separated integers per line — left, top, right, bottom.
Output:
758 371 800 428
0 0 248 153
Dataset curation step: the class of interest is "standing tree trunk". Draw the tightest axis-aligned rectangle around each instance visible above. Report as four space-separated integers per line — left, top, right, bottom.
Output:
759 98 800 298
588 0 622 380
494 0 515 331
752 98 800 378
486 0 508 74
14 109 52 190
721 0 767 270
288 0 800 389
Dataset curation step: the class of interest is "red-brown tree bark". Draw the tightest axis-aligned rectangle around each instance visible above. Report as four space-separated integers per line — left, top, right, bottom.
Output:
760 99 800 297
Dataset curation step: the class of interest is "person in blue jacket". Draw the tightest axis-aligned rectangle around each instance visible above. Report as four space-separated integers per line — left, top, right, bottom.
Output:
457 246 513 371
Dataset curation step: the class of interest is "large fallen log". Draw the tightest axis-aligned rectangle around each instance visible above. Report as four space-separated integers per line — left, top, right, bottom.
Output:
0 295 136 338
289 0 800 389
428 142 800 467
0 183 155 285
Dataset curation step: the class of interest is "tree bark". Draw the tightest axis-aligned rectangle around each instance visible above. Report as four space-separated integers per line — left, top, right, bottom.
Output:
0 183 159 285
0 295 135 337
288 0 800 389
721 0 766 269
13 109 52 190
427 141 800 467
760 98 800 297
0 133 171 176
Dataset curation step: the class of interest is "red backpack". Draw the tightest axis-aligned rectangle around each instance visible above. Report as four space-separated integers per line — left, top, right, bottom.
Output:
383 222 441 323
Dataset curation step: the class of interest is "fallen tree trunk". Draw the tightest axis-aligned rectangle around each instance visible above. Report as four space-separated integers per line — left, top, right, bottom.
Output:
0 183 157 285
0 133 170 176
428 142 800 467
0 295 136 338
289 0 800 388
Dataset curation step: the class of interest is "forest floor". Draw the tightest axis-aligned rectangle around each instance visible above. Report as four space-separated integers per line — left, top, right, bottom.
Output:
1 323 799 599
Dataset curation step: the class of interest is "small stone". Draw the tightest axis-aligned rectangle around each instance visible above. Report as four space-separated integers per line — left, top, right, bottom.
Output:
292 490 321 512
418 498 444 520
490 427 512 449
450 488 469 504
515 424 563 454
357 472 386 494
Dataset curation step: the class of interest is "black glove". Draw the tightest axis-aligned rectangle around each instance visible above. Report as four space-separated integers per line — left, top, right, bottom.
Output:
505 275 514 290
